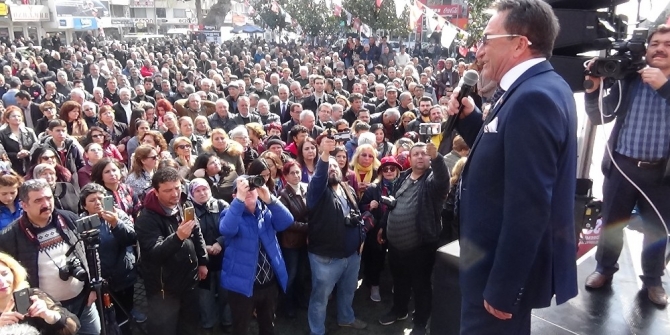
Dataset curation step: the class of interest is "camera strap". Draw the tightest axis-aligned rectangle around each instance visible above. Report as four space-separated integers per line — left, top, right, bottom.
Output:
338 182 360 213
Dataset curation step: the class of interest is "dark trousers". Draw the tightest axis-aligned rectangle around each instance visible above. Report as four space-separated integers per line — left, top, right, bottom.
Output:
228 283 278 335
146 288 200 335
362 226 387 287
388 243 437 326
595 154 670 286
459 298 531 335
281 246 308 313
113 286 134 335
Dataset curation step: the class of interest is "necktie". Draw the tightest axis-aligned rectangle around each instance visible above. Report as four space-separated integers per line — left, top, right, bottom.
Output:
317 98 321 106
490 87 506 106
281 102 286 116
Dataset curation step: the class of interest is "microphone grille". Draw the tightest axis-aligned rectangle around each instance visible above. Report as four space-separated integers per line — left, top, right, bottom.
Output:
462 70 480 86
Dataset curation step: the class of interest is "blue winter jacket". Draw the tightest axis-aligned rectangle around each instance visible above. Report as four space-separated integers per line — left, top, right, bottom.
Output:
219 197 294 297
0 199 22 231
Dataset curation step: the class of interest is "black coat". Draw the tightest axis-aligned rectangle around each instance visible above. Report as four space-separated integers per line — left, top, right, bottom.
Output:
0 126 38 175
301 94 335 113
83 75 107 95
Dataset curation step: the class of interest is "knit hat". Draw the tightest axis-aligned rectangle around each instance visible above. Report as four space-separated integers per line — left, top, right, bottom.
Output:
188 178 210 202
264 135 285 149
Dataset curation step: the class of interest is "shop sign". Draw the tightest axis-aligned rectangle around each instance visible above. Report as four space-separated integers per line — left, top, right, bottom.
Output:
10 5 51 22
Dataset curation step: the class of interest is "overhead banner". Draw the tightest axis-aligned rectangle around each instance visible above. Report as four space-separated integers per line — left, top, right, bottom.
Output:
56 0 110 18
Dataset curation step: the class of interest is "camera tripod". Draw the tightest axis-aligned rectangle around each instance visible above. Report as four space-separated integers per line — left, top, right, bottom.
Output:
80 229 148 335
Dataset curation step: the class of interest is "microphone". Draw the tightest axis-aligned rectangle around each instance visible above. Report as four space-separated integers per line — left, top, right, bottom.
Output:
444 69 479 136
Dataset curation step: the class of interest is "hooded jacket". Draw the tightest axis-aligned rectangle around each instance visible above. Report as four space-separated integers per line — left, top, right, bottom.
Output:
135 189 208 296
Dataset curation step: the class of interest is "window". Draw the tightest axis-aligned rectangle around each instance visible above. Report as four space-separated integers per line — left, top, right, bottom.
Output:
173 8 187 18
131 8 147 18
110 5 125 18
156 8 166 18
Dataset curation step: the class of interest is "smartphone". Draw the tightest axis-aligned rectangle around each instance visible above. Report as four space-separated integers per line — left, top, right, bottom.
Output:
13 288 31 315
76 215 102 233
184 207 195 222
103 196 114 211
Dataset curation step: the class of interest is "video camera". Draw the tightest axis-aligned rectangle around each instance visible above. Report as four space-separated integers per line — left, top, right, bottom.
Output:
585 28 648 81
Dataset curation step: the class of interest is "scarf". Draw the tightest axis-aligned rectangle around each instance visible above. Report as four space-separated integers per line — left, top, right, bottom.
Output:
354 162 374 196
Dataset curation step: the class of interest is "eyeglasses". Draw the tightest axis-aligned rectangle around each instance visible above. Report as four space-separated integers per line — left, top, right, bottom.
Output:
145 156 158 160
177 144 192 150
382 166 397 173
477 34 532 48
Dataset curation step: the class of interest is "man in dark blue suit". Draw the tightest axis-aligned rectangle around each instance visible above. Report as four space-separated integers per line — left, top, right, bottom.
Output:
447 1 578 334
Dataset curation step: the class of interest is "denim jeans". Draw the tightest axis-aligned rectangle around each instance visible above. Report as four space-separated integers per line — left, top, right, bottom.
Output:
198 270 232 329
307 252 361 335
78 303 102 335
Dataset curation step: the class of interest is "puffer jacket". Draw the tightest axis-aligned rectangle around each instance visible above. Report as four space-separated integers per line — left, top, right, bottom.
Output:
135 189 208 296
278 183 309 249
219 197 293 297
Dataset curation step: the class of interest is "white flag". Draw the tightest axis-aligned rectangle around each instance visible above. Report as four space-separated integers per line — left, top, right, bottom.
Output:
360 24 372 37
425 7 441 34
441 22 458 48
393 0 409 18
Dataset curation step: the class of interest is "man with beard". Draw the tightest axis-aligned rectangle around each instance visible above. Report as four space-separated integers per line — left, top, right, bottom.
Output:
406 97 433 133
306 137 368 335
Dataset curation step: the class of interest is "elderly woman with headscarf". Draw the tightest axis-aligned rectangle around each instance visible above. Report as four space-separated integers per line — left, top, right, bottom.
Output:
32 163 80 214
187 178 233 333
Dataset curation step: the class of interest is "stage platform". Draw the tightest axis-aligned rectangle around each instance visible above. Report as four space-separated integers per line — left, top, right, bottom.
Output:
531 228 670 335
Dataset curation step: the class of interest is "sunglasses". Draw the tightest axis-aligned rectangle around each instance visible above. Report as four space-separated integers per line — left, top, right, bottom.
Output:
382 166 397 173
177 144 192 150
145 156 158 160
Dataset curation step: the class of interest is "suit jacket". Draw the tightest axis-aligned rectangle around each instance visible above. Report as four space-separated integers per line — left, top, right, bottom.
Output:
270 100 293 124
83 75 107 94
456 61 578 314
301 94 335 113
231 113 262 126
113 101 141 125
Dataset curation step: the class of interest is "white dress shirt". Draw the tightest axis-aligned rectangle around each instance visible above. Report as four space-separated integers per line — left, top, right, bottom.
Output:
499 57 546 91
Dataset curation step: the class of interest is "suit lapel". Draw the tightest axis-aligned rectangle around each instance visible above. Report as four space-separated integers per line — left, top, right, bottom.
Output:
463 61 555 174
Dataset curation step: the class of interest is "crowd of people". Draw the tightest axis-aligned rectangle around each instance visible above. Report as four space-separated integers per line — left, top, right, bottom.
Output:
0 8 513 335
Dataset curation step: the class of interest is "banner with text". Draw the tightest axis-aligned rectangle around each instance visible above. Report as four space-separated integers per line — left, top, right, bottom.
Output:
56 0 110 18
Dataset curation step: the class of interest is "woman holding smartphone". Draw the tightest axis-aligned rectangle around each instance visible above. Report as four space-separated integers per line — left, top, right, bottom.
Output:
78 183 137 335
0 252 80 334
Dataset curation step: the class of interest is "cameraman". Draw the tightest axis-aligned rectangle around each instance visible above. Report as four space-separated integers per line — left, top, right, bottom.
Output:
78 183 137 335
584 24 670 306
0 179 101 334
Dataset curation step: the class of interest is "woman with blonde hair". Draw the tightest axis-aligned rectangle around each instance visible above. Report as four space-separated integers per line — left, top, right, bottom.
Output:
194 115 211 138
172 136 196 178
349 144 381 197
0 252 80 334
245 122 266 154
201 128 245 175
0 106 38 176
59 101 89 142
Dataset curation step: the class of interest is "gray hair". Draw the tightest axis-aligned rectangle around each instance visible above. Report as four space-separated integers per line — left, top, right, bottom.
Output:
215 98 229 108
93 87 104 94
299 110 315 122
384 108 401 119
228 125 248 139
188 92 201 102
0 323 40 335
83 101 98 113
257 99 269 108
119 88 131 96
70 88 85 99
184 84 196 95
19 179 50 203
237 96 250 104
332 104 344 113
278 84 289 94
